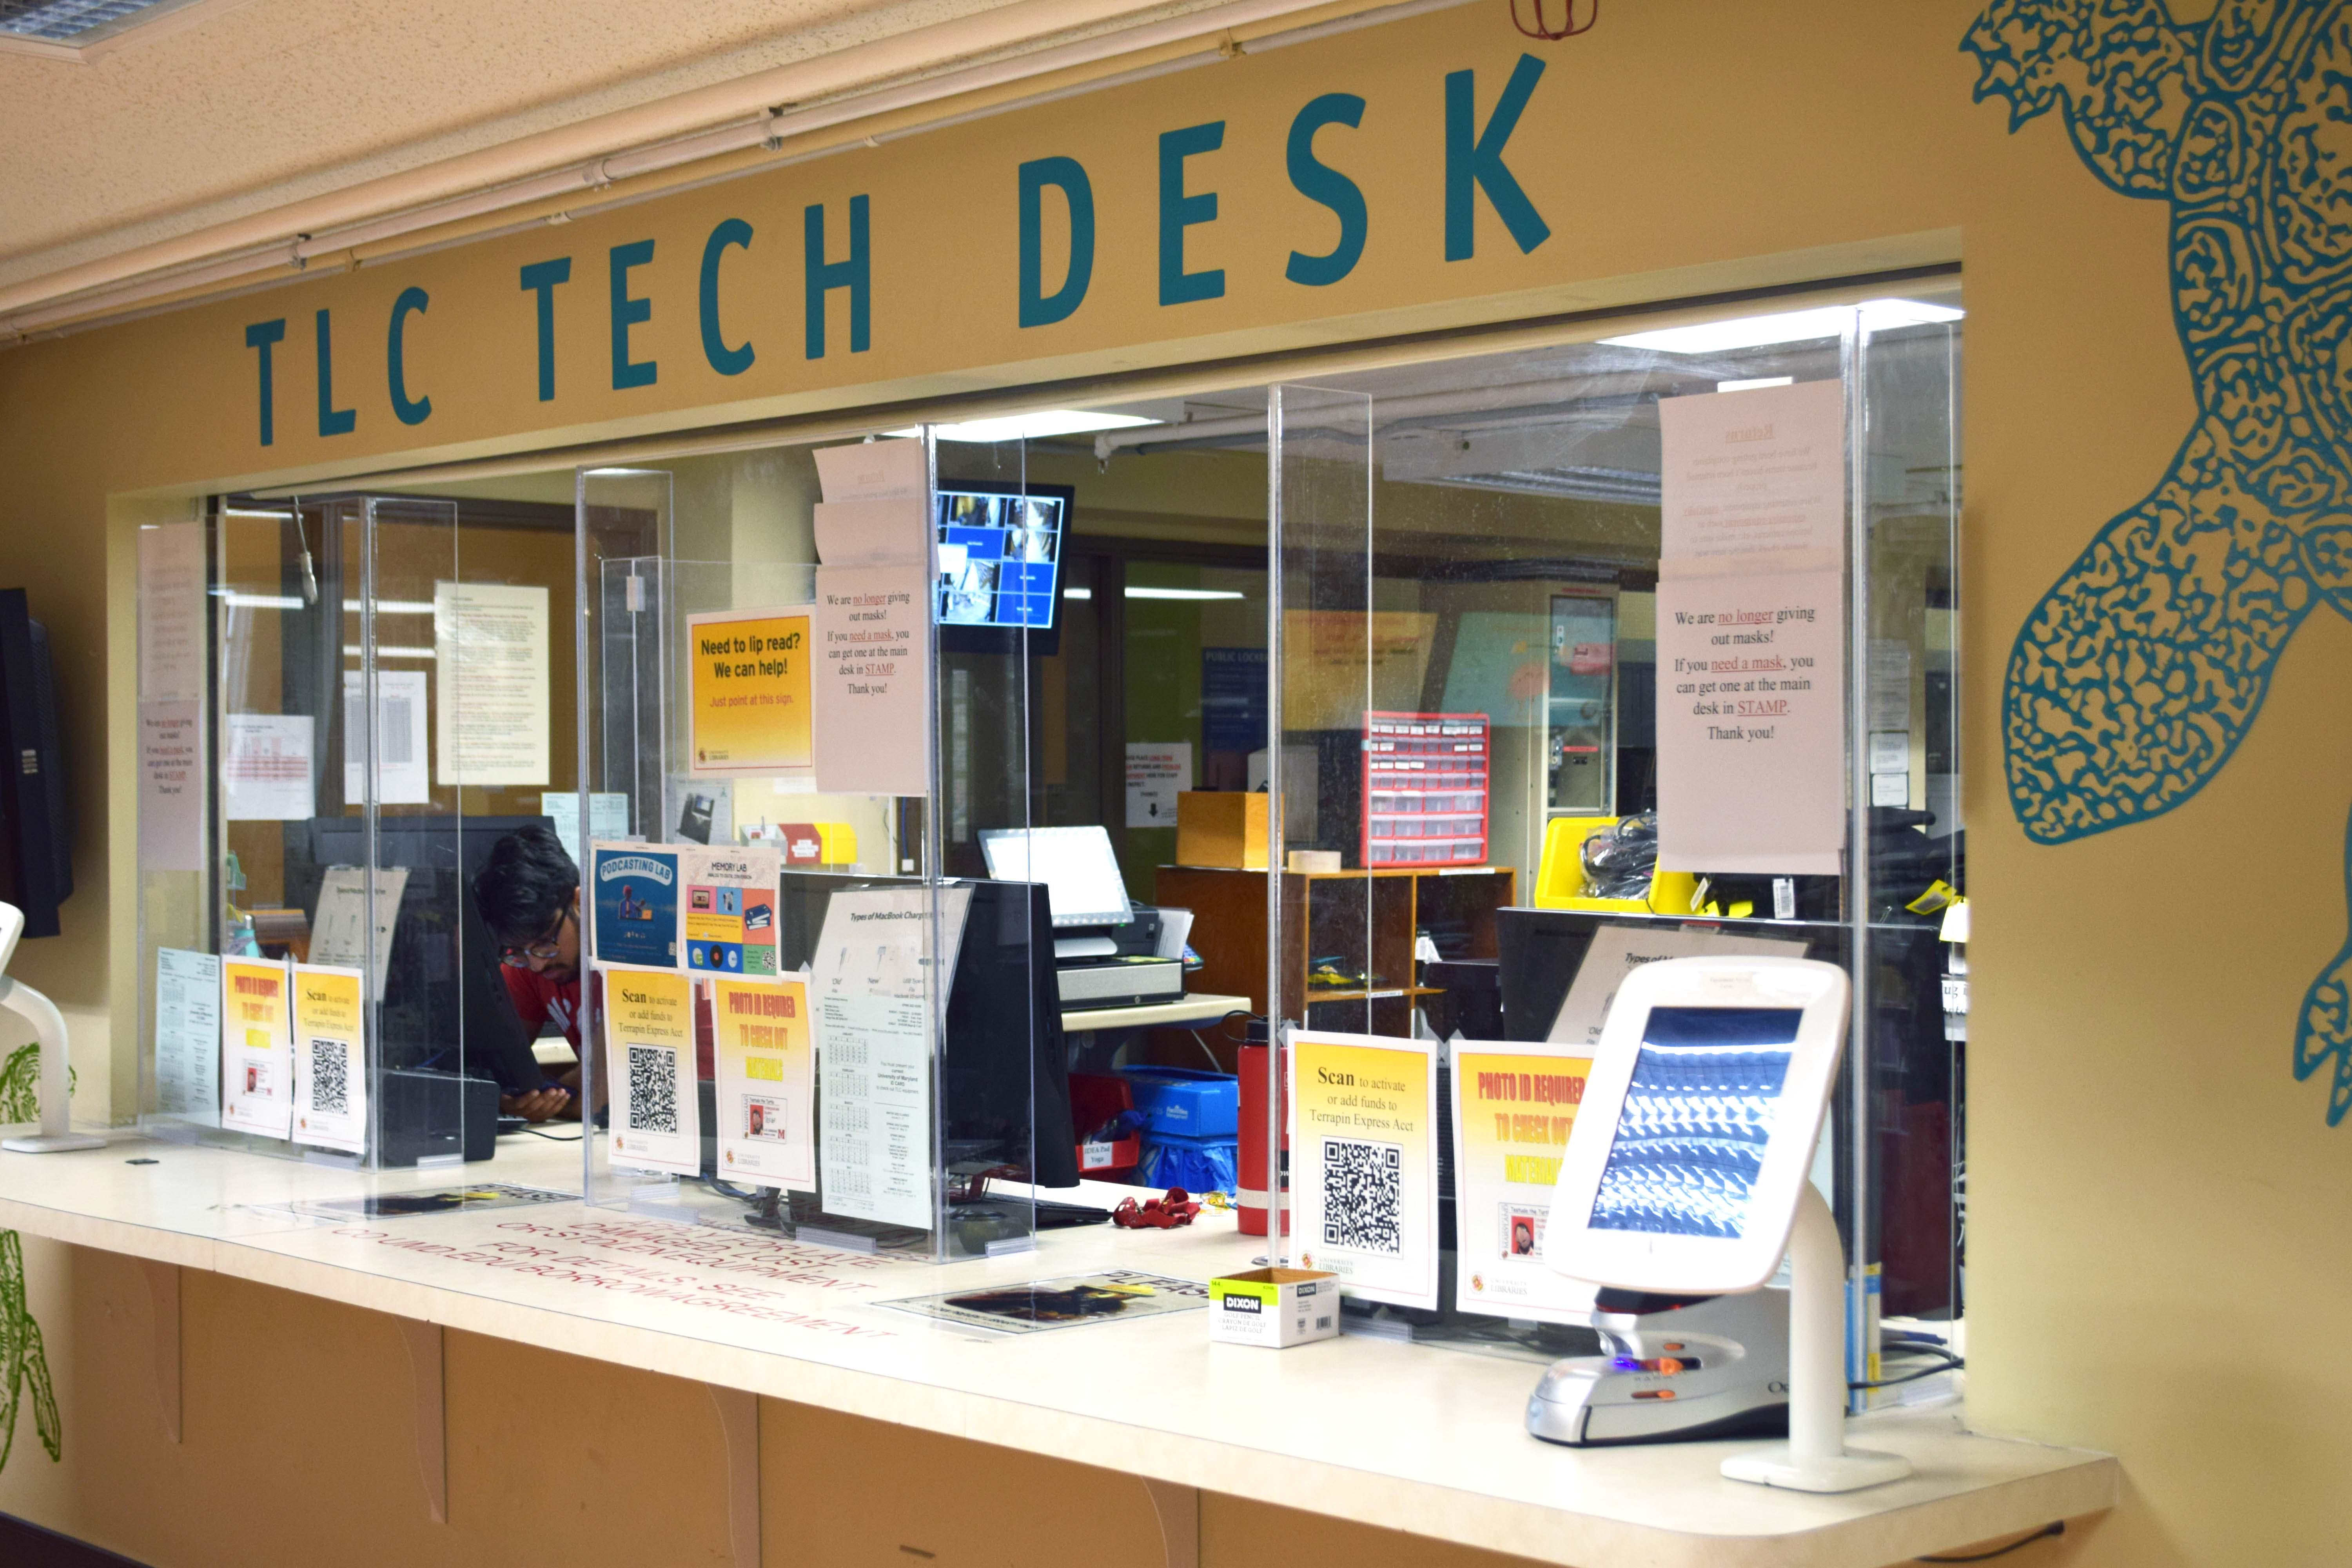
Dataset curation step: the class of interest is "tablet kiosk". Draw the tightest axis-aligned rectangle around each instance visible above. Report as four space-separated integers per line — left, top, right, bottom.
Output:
1540 955 1911 1493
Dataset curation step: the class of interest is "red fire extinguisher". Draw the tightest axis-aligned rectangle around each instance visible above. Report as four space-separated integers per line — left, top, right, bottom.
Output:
1238 1042 1289 1237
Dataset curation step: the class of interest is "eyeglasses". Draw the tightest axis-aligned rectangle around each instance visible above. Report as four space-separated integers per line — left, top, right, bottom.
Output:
498 911 570 967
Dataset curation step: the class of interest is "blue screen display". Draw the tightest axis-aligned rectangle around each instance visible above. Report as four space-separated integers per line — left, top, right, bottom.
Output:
1586 1006 1802 1240
936 489 1065 630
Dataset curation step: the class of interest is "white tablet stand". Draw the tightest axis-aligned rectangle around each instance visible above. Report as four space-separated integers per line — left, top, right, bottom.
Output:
1540 955 1911 1494
1720 1182 1911 1492
0 904 105 1154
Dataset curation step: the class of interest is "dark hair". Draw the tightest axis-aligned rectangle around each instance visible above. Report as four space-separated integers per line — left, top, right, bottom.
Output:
472 822 578 945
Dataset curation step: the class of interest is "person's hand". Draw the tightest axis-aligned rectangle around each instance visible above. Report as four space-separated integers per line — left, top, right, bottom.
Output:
500 1086 572 1123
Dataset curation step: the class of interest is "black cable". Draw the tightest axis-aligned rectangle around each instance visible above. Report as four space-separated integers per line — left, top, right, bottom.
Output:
1851 1351 1964 1390
518 1127 582 1142
1844 1354 1957 1401
1917 1520 2063 1561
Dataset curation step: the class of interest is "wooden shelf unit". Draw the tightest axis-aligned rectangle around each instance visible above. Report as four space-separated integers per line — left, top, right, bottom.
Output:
1152 865 1516 1036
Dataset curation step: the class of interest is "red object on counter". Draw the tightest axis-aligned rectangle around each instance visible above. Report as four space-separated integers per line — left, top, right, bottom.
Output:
1068 1071 1143 1180
1112 1187 1201 1229
1238 1043 1290 1237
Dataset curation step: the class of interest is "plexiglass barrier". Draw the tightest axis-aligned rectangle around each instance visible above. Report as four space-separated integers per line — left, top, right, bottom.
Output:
576 435 1047 1260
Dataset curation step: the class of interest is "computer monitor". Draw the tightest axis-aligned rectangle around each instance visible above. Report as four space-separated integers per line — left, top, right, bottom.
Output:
298 813 557 1096
773 870 1078 1189
0 590 71 940
978 826 1131 929
935 479 1073 656
1543 956 1848 1295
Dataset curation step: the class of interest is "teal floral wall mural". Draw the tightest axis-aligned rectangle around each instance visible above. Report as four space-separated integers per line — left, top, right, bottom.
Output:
1966 0 2352 1125
0 1044 62 1474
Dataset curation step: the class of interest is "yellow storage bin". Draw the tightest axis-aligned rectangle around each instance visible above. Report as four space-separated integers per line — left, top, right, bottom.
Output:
1532 816 1702 915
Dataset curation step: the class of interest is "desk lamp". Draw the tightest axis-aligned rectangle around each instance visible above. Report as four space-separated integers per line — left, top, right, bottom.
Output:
0 903 104 1154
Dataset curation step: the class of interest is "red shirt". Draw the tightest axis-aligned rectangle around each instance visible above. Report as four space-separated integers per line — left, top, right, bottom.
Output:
498 966 714 1077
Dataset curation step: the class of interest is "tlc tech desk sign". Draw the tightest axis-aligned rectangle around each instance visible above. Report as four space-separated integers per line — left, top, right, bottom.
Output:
228 53 1565 450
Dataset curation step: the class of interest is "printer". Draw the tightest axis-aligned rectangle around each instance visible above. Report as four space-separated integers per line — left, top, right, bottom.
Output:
980 825 1185 1011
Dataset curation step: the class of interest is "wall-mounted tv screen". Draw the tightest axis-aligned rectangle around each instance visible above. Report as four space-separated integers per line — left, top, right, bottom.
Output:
936 479 1073 655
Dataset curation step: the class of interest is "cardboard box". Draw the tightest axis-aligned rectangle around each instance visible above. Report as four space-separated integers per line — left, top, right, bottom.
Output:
1209 1267 1339 1347
1176 791 1268 869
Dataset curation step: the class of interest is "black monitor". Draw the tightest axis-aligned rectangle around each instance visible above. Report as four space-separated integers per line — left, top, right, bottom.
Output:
296 813 556 1096
0 590 71 938
774 870 1077 1188
1494 908 1843 1043
935 479 1072 657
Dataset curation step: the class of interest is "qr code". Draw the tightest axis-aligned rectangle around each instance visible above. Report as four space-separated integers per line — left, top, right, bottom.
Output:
1321 1137 1403 1254
627 1044 677 1133
308 1038 349 1115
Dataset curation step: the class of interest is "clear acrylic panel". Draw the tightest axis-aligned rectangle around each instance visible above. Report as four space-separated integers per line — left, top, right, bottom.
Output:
1267 383 1375 1266
577 436 1046 1262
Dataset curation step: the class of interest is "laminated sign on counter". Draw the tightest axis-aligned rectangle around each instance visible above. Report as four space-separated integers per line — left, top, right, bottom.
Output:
290 963 369 1154
1288 1030 1440 1310
712 976 816 1190
1448 1040 1597 1323
604 966 699 1176
220 957 293 1140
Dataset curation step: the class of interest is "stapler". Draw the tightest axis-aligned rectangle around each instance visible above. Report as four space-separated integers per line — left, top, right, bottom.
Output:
1526 1286 1791 1446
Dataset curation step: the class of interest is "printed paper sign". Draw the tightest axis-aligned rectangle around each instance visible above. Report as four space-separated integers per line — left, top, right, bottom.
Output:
223 713 315 821
687 606 814 777
434 581 550 788
1653 569 1846 873
682 846 783 980
138 701 204 871
811 885 971 1230
342 668 430 804
291 963 369 1153
540 791 630 871
604 966 700 1176
1288 1030 1440 1310
1548 925 1809 1047
307 867 409 999
712 976 815 1191
1657 379 1844 574
1125 743 1192 827
811 560 931 797
220 957 293 1140
154 947 220 1123
590 842 681 970
1450 1041 1598 1323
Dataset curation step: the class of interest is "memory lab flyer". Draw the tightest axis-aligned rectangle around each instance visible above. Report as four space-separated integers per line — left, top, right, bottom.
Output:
1288 1030 1439 1310
290 962 369 1154
711 976 815 1191
603 965 699 1176
220 956 293 1140
1450 1039 1598 1324
682 844 783 980
590 841 681 970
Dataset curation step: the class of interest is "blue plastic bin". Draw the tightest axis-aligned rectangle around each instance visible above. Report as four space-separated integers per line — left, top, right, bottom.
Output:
1137 1131 1239 1195
1117 1065 1239 1140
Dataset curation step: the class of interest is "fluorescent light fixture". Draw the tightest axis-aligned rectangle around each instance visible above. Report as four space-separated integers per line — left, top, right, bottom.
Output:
1602 298 1963 355
221 508 293 520
341 600 437 616
343 646 437 659
1717 377 1795 393
218 592 304 611
1126 586 1245 601
585 466 665 477
887 410 1162 444
1063 586 1094 600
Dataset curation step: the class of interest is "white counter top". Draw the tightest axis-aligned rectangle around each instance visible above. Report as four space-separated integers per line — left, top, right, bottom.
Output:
0 1135 2112 1567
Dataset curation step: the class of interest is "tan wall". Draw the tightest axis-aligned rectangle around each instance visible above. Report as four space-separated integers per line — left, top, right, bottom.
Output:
2 0 2347 1563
